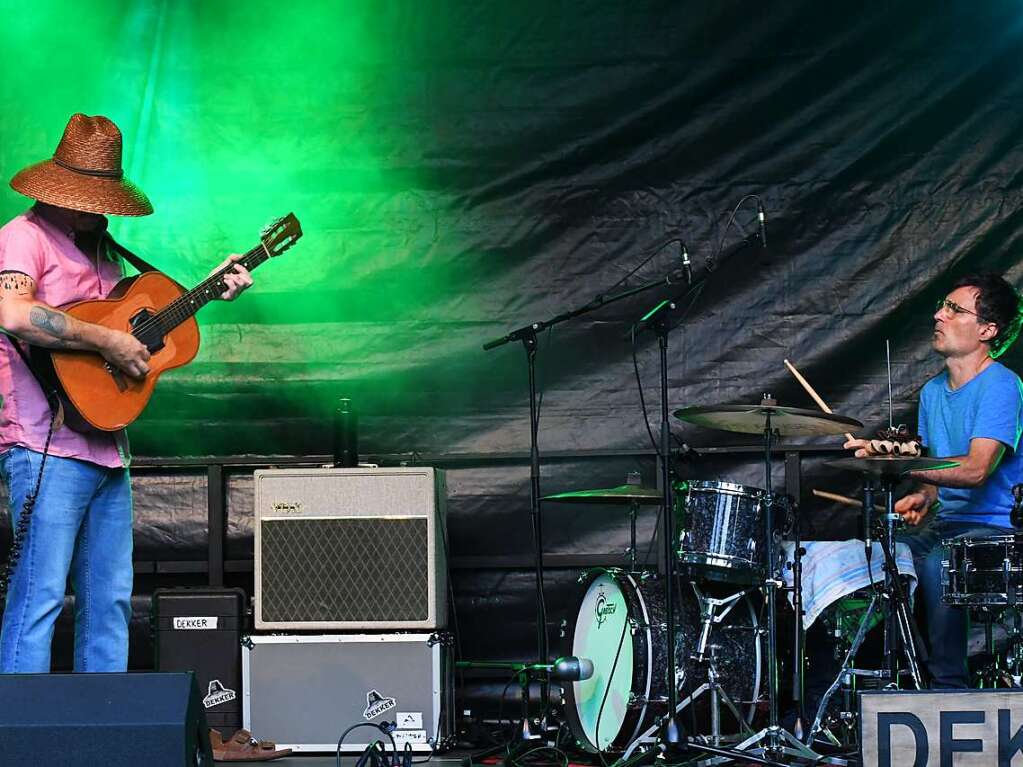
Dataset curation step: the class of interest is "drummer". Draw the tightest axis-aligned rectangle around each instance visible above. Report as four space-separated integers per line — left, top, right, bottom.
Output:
844 273 1023 689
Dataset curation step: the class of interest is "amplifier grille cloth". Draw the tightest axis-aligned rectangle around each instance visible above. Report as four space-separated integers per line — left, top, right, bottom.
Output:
261 517 429 622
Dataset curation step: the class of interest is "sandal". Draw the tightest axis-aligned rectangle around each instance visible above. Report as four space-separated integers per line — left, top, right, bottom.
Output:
210 728 293 762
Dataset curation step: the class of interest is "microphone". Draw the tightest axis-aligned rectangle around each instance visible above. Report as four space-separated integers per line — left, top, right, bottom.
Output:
757 201 767 249
680 240 692 284
525 656 594 681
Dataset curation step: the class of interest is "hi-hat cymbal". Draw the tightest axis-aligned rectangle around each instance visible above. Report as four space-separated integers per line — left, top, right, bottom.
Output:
673 404 862 437
541 484 663 505
825 456 959 477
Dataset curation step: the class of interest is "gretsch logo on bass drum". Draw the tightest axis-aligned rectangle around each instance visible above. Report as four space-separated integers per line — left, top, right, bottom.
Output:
594 587 618 628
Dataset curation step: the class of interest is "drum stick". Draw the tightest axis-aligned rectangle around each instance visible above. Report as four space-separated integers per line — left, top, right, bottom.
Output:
812 488 884 513
783 358 855 442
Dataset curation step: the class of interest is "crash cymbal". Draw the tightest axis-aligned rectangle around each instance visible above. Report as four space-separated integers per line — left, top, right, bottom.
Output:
673 404 862 437
541 483 663 505
825 456 959 477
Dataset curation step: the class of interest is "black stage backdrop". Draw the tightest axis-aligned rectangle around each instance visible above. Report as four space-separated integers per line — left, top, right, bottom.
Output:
3 1 1023 689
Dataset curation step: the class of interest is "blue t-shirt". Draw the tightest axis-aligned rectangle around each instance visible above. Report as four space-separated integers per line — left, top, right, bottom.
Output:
918 361 1023 527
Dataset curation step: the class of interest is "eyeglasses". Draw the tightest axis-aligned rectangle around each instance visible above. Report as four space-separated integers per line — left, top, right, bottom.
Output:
935 298 989 323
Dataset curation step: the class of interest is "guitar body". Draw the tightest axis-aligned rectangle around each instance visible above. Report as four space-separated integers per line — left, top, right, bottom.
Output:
26 213 300 432
38 271 200 432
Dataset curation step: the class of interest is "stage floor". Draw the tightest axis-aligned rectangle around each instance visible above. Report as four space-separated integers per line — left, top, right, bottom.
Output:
267 756 466 767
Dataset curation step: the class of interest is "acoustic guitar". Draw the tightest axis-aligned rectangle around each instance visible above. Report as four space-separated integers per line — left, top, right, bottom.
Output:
30 213 302 432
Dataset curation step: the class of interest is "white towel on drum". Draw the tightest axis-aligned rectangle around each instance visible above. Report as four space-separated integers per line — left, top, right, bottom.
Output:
779 540 918 629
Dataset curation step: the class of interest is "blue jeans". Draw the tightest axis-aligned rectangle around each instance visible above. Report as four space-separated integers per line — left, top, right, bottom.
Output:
898 517 1010 689
0 447 133 673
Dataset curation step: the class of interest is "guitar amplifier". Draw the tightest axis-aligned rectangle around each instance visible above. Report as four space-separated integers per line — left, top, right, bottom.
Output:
253 467 447 630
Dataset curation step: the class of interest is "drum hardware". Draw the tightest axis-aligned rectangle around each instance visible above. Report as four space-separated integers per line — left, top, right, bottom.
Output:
677 396 861 763
687 582 759 746
807 589 880 749
779 491 809 739
825 457 958 693
972 613 1020 689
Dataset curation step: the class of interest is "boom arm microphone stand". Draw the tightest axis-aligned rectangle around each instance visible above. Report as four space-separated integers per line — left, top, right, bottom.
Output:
475 232 764 759
480 251 697 739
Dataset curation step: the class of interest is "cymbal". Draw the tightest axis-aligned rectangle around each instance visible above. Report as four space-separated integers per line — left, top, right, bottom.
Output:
825 456 959 477
541 484 663 505
673 404 862 437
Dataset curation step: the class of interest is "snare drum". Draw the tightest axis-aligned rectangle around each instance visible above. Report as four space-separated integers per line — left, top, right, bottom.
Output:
943 535 1023 613
675 480 766 584
561 568 762 753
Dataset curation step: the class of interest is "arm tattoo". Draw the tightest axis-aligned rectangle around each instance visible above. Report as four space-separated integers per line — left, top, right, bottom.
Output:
29 306 69 339
0 270 34 301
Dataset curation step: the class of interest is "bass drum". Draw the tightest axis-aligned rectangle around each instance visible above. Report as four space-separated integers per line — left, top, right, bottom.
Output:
561 569 762 754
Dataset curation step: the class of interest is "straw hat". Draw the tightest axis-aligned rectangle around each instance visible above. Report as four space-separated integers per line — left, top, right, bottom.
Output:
9 113 153 217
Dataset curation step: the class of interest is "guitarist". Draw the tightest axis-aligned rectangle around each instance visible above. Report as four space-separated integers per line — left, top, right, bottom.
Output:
0 113 252 673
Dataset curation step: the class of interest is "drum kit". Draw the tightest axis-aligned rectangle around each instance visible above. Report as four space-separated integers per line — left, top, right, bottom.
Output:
543 398 963 766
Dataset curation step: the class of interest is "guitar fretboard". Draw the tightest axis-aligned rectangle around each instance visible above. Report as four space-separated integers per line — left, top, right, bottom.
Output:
131 245 270 339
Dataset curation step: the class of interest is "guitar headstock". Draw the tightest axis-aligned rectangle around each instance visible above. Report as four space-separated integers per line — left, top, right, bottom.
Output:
260 213 303 257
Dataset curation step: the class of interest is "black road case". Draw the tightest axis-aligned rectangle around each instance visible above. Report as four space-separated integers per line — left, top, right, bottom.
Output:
153 587 246 736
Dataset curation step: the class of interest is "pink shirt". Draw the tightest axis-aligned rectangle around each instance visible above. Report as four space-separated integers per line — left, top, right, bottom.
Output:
0 208 128 468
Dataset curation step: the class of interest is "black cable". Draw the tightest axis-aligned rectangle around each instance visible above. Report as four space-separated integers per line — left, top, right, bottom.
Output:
505 744 570 767
592 512 673 767
336 722 398 767
713 194 762 269
632 326 661 456
0 406 58 601
601 236 685 298
630 280 707 461
593 590 630 767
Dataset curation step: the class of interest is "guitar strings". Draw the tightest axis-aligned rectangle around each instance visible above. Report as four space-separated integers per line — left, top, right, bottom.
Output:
128 246 266 338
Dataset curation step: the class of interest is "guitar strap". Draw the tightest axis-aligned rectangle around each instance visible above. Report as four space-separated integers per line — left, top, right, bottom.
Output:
103 233 160 274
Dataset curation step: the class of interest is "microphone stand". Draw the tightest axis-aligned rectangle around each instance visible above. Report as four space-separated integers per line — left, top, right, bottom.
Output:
477 233 761 754
625 293 794 767
481 263 700 737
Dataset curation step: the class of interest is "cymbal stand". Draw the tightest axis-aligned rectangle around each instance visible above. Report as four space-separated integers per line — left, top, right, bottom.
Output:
873 474 925 689
732 396 820 763
618 308 789 767
786 495 809 736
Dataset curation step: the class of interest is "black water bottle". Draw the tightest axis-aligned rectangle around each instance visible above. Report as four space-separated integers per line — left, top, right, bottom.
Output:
333 397 359 468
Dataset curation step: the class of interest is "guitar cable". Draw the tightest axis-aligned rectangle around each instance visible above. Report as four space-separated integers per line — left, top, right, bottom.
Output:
0 379 59 603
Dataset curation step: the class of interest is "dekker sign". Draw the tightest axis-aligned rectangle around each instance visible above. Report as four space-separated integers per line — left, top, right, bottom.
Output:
861 690 1023 767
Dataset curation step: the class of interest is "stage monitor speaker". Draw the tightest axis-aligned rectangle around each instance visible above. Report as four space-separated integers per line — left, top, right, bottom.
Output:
0 671 212 766
254 466 447 630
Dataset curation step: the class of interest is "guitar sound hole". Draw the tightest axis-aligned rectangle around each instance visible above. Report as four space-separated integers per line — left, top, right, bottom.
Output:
130 309 166 353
